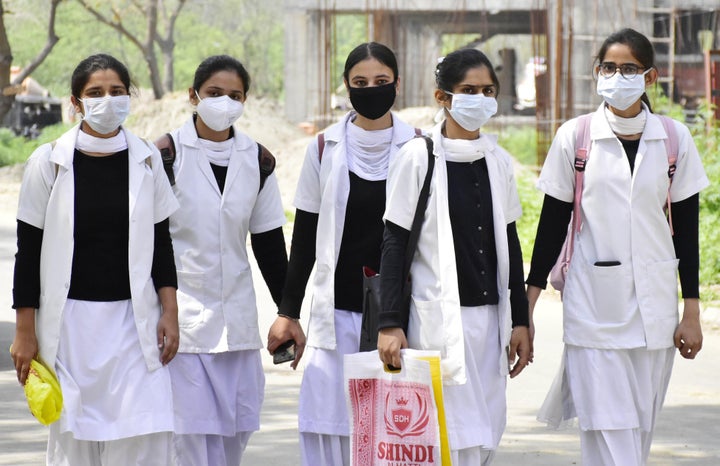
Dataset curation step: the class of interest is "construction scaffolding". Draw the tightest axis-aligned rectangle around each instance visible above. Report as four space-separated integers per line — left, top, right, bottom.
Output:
283 0 720 164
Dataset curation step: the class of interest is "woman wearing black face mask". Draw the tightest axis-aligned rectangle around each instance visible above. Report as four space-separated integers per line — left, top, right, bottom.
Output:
266 42 418 466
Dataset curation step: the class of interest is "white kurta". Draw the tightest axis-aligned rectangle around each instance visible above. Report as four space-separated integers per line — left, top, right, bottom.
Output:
384 123 522 458
16 125 179 442
536 105 709 436
166 118 285 440
294 113 418 452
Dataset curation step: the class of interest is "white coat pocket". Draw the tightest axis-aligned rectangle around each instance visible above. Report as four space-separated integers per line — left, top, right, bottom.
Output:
176 271 206 329
586 261 634 324
407 298 445 352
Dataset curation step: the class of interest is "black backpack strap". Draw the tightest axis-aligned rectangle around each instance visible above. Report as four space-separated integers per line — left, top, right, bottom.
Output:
153 133 177 186
317 132 326 162
257 143 276 192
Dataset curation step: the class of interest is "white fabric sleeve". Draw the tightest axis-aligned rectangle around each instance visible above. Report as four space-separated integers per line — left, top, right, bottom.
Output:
293 138 322 214
495 146 523 224
536 119 577 203
16 144 55 229
668 120 710 202
149 145 179 223
384 138 428 230
249 172 287 234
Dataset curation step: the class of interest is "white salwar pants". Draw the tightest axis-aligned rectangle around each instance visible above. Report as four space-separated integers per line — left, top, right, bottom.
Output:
566 345 675 466
47 429 171 466
299 310 362 466
173 432 252 466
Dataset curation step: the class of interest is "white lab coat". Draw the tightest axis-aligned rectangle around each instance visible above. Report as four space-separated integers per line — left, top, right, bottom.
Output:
168 118 286 353
537 104 709 349
293 111 418 349
16 123 179 372
384 123 522 384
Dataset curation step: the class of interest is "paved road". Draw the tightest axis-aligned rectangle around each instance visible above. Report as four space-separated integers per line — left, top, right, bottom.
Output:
0 195 719 465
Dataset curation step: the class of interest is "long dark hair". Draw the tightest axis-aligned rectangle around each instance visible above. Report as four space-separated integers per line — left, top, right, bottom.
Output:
343 42 399 83
435 48 499 93
596 28 655 112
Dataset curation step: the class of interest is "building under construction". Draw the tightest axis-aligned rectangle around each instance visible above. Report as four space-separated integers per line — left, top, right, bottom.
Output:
283 0 720 161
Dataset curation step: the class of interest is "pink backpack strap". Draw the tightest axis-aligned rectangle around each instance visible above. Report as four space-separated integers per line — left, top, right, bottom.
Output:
317 132 325 162
563 113 593 266
658 115 678 235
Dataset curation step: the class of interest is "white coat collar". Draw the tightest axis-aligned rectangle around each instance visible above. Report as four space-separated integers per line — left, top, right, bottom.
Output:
324 110 418 147
175 117 255 197
49 123 153 167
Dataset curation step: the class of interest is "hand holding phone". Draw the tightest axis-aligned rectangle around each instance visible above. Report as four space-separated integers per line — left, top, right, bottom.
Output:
273 340 296 365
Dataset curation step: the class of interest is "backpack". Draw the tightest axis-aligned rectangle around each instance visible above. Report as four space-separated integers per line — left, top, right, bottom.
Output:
153 133 275 192
549 112 679 292
316 127 423 161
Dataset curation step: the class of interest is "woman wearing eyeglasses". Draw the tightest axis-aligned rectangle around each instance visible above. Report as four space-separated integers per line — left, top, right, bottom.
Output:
526 28 708 465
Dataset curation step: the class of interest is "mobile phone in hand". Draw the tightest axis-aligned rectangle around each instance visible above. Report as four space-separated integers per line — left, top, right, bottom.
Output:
273 340 296 365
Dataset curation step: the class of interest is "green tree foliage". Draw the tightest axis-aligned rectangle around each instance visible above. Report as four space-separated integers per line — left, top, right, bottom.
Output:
5 0 284 98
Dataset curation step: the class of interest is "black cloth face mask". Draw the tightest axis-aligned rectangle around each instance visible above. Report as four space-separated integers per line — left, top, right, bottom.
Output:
348 82 397 120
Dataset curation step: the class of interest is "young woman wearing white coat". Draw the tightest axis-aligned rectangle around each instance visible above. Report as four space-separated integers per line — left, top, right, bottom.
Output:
162 55 288 466
11 54 179 466
266 42 419 466
526 29 709 466
377 48 531 466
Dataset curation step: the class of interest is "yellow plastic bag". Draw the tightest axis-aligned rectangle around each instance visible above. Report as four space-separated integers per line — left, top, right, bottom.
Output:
10 347 63 425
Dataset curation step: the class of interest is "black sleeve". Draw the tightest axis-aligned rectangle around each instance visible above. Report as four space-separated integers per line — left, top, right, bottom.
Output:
526 194 573 289
12 220 43 309
507 222 529 327
378 221 410 330
151 218 178 290
671 193 700 299
250 227 288 307
278 209 318 318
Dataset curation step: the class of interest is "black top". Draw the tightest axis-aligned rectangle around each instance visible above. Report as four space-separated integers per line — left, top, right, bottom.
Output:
12 149 177 308
334 172 386 312
278 171 385 317
447 159 500 305
526 138 700 298
68 150 132 300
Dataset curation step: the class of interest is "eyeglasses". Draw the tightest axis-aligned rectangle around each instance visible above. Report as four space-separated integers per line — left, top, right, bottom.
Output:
597 62 648 79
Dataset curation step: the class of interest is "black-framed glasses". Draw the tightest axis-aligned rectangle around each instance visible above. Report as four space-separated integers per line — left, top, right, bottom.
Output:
597 62 647 79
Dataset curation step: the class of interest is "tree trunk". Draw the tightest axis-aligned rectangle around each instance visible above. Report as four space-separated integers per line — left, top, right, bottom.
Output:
0 1 15 125
160 40 174 92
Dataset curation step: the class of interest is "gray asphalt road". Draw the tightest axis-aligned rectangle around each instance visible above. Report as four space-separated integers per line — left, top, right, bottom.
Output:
1 201 718 465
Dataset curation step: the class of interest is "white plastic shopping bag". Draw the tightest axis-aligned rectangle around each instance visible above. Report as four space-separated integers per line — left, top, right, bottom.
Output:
344 349 450 466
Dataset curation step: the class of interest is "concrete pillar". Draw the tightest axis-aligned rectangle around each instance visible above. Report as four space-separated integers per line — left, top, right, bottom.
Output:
397 20 442 109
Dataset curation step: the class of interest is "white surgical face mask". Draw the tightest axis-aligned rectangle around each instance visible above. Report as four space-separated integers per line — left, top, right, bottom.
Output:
445 92 498 131
596 69 651 111
80 95 130 134
195 92 244 131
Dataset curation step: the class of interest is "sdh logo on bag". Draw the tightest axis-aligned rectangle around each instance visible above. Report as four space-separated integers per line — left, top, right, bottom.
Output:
377 388 437 464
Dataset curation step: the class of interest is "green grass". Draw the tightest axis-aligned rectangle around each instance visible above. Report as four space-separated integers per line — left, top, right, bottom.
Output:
0 123 72 166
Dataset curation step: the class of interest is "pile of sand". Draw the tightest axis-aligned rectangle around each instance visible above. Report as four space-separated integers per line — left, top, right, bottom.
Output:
0 91 438 215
